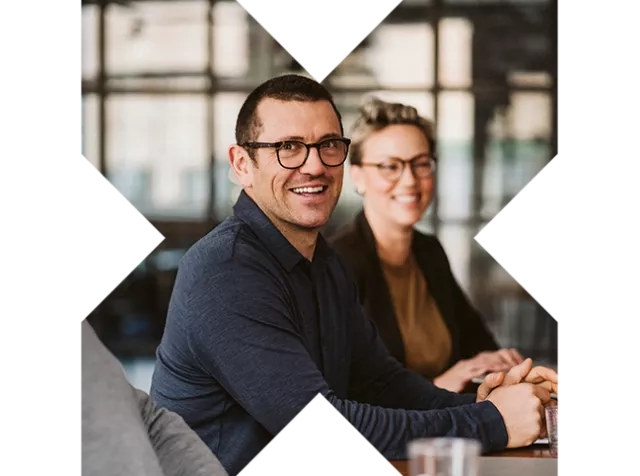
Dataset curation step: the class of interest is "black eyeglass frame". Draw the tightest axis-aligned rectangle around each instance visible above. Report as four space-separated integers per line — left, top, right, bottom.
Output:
241 138 352 170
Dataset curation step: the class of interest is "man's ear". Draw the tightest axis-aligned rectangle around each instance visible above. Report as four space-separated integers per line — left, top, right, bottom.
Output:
229 144 255 189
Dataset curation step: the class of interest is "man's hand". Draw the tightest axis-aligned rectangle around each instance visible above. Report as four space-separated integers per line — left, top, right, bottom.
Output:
476 358 558 402
485 382 548 448
475 358 558 447
524 365 558 395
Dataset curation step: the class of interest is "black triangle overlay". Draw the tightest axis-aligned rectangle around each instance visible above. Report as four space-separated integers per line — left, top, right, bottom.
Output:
72 156 162 320
239 0 400 81
477 155 577 320
241 396 398 476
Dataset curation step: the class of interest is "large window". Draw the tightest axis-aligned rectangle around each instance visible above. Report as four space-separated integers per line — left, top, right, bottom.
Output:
82 94 100 168
106 1 209 75
82 5 100 80
212 92 246 217
105 95 209 217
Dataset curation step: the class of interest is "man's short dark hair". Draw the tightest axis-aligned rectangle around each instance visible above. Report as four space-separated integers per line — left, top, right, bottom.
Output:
235 74 343 150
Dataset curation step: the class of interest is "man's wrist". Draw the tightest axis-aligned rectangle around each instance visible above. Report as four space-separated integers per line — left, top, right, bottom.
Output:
460 400 509 452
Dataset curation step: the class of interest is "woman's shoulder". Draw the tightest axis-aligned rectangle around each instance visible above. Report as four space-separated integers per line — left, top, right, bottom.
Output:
329 220 361 252
327 214 374 276
329 211 370 250
413 228 443 249
413 229 452 267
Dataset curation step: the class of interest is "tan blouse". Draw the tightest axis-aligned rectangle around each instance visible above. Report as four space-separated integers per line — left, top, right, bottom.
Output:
380 254 452 378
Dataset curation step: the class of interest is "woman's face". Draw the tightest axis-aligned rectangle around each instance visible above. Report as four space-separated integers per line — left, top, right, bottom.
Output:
351 124 435 229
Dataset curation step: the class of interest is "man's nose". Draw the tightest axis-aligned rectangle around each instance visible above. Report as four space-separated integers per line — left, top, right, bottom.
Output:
298 147 327 175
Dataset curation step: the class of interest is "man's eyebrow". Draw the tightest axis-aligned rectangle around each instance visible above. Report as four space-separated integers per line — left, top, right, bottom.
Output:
274 133 343 142
317 133 343 141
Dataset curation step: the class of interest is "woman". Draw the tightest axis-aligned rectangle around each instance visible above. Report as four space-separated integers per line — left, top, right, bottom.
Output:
331 97 524 392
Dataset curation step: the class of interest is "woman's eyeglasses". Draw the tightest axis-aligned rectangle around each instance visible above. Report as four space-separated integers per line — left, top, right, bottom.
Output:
359 154 436 181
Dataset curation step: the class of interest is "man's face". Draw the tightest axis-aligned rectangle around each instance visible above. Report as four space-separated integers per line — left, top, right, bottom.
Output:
243 98 344 232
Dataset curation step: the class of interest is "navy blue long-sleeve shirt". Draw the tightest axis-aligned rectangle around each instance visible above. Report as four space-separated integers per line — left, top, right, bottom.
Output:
150 191 508 476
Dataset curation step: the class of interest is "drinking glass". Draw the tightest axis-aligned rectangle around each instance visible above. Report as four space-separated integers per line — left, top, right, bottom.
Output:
408 438 481 476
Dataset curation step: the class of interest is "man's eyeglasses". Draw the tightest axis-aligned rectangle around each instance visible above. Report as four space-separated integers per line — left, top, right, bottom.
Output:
359 154 437 182
241 138 351 170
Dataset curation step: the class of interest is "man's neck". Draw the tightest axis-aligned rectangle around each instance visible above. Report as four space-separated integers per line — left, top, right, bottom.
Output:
364 207 413 267
285 228 318 262
268 217 318 261
248 192 319 261
252 205 320 261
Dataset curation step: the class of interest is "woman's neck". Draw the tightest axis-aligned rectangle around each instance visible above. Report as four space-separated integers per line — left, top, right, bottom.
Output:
364 207 414 267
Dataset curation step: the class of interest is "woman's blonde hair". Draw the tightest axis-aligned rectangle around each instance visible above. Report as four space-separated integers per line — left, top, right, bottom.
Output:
349 97 436 165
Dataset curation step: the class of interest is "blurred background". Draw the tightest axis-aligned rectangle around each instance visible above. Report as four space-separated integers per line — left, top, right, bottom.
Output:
81 0 557 390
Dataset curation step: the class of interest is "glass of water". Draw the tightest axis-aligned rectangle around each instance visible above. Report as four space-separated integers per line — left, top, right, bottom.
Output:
408 438 481 476
545 405 558 457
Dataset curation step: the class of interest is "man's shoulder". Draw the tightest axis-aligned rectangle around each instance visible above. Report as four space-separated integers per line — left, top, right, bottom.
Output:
177 216 279 285
184 216 259 261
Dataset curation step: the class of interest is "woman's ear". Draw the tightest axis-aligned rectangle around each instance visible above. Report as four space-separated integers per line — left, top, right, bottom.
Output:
350 165 366 196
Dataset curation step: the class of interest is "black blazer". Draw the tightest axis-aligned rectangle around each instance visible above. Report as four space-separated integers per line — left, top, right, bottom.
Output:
330 211 498 375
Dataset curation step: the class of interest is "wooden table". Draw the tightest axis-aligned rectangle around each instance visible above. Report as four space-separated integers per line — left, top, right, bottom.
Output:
390 445 556 476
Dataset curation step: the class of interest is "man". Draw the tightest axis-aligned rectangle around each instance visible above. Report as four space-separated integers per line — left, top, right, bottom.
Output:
150 74 557 476
82 320 228 476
